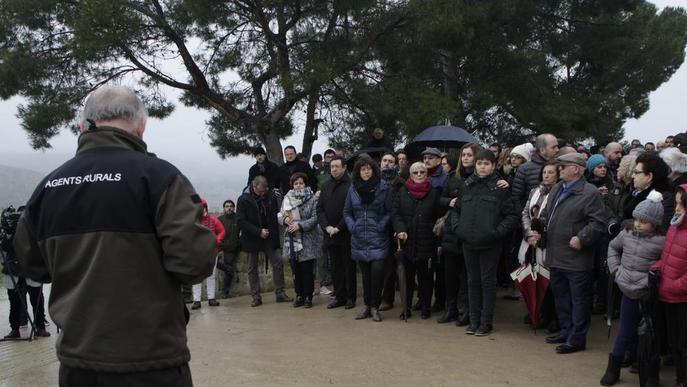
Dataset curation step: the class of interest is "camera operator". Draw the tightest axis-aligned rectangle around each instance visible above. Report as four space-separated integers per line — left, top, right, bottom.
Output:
1 206 50 339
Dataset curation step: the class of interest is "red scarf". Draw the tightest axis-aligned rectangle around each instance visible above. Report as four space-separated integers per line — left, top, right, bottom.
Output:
405 178 431 200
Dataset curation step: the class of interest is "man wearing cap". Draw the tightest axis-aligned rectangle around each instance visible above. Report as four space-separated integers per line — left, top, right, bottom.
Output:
247 147 280 190
537 152 607 354
423 147 448 190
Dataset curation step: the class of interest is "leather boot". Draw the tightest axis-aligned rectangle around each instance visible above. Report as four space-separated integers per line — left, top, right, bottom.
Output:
371 307 382 322
600 353 623 386
355 306 371 320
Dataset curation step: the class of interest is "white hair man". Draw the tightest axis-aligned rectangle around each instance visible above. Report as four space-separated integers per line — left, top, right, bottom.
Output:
14 85 216 386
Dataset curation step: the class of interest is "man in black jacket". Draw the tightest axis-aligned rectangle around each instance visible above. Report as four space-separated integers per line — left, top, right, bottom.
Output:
13 85 216 386
317 156 356 309
218 199 240 297
278 145 316 195
237 176 292 307
511 133 559 211
247 147 280 190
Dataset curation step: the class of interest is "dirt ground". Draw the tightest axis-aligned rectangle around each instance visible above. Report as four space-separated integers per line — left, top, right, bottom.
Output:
0 287 676 387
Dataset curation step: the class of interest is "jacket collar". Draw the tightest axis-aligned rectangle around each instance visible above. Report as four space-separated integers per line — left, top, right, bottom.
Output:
77 126 148 154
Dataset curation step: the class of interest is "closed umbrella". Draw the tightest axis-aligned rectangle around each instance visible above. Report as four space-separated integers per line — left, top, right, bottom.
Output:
637 270 661 387
511 245 550 329
395 238 408 322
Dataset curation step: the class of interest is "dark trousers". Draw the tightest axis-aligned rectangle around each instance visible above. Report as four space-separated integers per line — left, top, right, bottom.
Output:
665 302 687 383
612 295 641 357
463 245 501 327
433 257 445 308
443 250 468 314
219 251 237 293
8 280 45 330
59 363 192 387
593 235 614 308
294 259 315 300
550 268 593 348
329 244 356 303
359 260 385 308
405 258 433 313
381 252 397 305
317 248 332 287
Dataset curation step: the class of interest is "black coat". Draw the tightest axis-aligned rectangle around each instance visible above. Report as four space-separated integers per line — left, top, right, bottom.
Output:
247 160 280 190
317 174 351 246
392 185 442 261
278 159 316 194
439 171 464 255
218 212 239 253
451 173 519 250
236 189 280 252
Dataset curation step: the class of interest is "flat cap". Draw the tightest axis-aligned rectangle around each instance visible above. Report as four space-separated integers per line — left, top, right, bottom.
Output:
556 152 586 167
421 147 442 157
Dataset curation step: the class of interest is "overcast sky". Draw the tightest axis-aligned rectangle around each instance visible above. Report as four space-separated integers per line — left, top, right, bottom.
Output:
0 0 685 182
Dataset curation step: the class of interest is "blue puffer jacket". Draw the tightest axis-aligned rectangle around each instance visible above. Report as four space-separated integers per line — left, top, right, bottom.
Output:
343 180 392 262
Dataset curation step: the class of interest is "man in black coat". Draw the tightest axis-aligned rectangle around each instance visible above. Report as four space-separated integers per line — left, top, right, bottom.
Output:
317 156 356 309
247 147 280 190
236 176 292 307
218 200 240 297
511 133 559 211
278 145 316 195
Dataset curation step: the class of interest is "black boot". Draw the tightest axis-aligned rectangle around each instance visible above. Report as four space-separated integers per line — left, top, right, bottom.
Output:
437 310 458 324
600 353 623 386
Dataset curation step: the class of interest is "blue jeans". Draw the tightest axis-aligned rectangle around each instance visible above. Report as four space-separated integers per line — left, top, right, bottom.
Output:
550 268 594 348
612 295 640 357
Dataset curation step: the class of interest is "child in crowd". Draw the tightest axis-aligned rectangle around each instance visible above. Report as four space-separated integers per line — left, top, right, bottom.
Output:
651 184 687 387
601 190 665 386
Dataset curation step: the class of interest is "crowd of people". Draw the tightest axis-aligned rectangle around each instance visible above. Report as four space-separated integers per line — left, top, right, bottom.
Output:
202 129 687 387
2 84 687 387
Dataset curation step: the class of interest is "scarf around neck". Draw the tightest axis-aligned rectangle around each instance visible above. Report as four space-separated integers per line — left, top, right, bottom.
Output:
355 177 380 205
405 177 431 200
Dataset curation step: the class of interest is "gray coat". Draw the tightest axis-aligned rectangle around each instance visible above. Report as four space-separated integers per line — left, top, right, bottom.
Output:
607 229 665 300
541 178 607 271
278 193 322 262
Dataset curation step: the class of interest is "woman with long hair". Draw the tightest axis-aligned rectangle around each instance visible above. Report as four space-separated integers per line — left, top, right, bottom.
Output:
343 157 392 321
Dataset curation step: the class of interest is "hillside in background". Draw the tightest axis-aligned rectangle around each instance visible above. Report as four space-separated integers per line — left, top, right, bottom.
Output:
0 164 44 207
0 153 248 212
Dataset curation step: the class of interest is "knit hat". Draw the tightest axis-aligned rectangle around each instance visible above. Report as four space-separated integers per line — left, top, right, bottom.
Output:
632 190 664 226
586 154 607 173
511 143 533 162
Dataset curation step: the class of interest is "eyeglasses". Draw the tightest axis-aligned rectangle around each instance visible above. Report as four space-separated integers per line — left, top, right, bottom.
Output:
412 171 426 175
632 169 646 176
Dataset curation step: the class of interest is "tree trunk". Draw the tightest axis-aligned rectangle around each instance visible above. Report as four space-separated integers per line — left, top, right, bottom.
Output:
301 93 319 160
261 125 284 165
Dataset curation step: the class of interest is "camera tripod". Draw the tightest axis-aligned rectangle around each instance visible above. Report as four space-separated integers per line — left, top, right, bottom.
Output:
0 242 39 342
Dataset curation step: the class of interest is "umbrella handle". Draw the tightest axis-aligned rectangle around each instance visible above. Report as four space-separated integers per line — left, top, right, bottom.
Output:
396 238 402 251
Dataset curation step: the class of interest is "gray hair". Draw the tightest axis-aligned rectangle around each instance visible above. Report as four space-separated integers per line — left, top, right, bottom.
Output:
535 133 556 152
251 175 268 188
81 86 147 126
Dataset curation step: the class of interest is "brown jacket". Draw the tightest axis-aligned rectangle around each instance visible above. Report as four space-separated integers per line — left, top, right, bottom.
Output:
13 127 216 372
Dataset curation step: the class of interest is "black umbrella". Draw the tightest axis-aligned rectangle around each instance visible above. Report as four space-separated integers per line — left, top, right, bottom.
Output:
395 238 408 322
406 125 479 156
637 270 661 387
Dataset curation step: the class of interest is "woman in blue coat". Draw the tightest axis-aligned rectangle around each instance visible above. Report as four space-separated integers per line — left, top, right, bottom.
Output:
343 156 392 322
